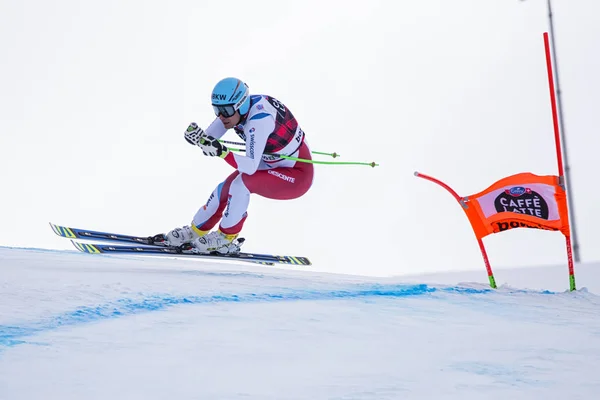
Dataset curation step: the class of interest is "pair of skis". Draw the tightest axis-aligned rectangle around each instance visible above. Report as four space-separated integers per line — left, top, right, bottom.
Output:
49 223 311 267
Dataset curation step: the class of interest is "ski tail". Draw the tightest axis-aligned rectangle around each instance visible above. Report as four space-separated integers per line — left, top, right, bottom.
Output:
268 255 311 266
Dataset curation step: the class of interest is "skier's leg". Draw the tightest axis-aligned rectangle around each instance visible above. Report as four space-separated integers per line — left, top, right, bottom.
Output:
242 143 314 200
192 170 240 234
211 142 313 237
218 173 251 235
163 171 239 246
191 173 251 254
190 143 313 253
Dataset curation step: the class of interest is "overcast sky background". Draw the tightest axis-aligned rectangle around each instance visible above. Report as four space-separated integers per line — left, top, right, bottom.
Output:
1 0 599 279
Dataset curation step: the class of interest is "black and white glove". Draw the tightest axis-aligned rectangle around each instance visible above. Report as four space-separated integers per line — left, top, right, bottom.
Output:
184 122 205 146
199 135 229 158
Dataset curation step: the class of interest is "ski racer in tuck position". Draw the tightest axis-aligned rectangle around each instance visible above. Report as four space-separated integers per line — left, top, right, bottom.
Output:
155 77 314 254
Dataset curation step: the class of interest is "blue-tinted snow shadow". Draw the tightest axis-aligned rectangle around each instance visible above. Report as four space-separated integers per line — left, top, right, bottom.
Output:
0 283 551 352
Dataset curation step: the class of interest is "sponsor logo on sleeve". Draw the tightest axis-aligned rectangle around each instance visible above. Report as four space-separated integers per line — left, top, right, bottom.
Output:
248 134 255 159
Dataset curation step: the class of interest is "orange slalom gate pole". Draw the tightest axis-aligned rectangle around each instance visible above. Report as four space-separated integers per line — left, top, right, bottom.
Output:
544 31 576 291
414 171 497 289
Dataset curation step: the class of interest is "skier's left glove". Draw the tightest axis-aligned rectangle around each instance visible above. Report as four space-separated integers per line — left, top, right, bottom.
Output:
199 135 229 158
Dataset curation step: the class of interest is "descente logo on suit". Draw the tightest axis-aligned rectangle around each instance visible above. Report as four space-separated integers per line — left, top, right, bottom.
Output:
268 170 295 183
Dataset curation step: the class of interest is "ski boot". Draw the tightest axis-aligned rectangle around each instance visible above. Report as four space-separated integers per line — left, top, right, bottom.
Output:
149 225 199 247
190 230 244 255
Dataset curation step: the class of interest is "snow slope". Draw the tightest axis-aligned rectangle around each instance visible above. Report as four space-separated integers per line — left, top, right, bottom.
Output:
1 247 599 399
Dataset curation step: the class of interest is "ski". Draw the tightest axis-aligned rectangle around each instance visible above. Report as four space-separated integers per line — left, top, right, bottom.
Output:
50 222 159 246
69 240 311 266
50 223 311 266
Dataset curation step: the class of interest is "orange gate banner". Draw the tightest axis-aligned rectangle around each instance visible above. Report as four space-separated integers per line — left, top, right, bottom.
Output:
461 172 571 239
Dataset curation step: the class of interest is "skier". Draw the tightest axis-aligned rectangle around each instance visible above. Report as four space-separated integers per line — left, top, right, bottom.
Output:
158 77 314 254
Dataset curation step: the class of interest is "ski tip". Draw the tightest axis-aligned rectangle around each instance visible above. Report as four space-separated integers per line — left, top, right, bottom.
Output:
49 222 59 235
50 223 77 239
70 240 102 254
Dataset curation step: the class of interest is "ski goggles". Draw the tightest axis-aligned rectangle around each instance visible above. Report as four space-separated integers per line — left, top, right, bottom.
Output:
212 104 237 118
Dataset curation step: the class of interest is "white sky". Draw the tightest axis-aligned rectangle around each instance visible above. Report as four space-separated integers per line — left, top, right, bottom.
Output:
1 0 599 277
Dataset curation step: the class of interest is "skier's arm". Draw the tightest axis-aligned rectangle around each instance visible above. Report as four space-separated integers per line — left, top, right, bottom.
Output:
204 118 228 139
222 114 275 175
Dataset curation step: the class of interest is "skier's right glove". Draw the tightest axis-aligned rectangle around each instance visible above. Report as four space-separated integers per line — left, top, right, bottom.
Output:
184 122 205 146
199 136 229 158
